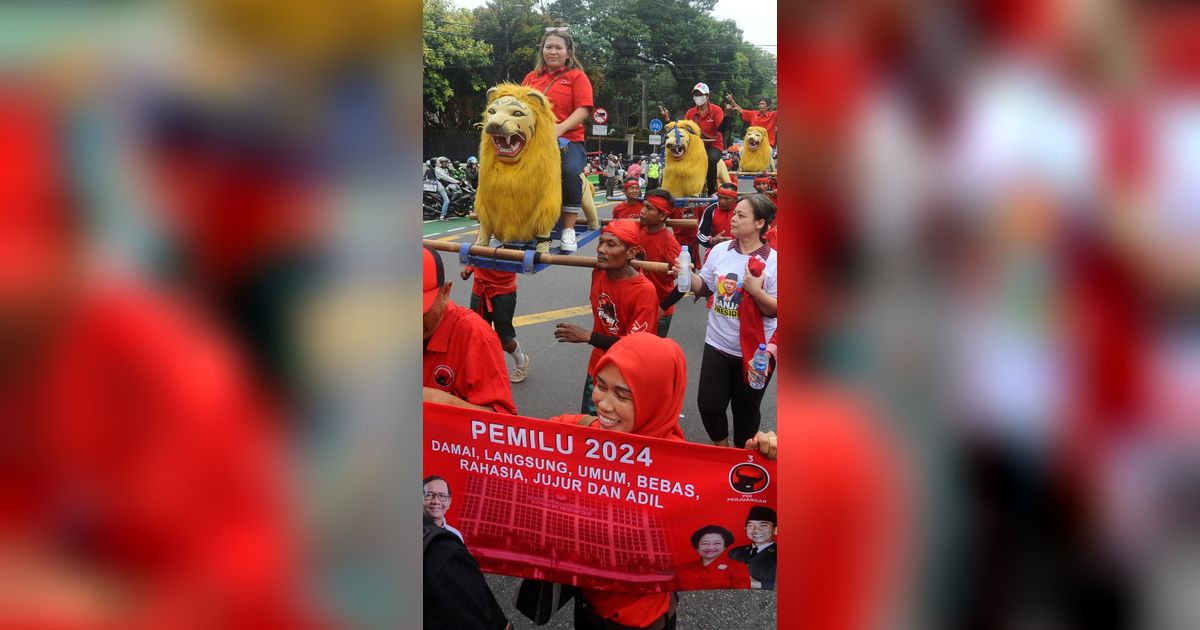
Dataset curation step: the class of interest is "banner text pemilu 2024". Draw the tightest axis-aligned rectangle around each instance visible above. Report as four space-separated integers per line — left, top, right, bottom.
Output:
423 403 778 592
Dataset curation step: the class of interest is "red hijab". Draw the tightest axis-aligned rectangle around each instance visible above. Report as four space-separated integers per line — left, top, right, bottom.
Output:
594 333 686 441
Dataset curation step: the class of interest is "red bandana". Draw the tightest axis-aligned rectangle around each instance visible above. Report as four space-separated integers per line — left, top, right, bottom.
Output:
603 220 642 248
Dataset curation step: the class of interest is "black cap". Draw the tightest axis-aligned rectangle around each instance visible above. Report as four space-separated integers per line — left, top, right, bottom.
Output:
745 506 776 525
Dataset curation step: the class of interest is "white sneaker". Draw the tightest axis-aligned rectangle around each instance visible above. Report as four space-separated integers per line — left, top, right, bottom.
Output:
510 353 529 383
560 228 577 252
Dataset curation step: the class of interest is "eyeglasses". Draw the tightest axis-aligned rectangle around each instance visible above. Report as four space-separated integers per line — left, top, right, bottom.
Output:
544 26 570 34
423 492 451 502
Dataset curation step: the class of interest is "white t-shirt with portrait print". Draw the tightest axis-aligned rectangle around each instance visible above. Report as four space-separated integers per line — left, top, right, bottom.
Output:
699 240 778 357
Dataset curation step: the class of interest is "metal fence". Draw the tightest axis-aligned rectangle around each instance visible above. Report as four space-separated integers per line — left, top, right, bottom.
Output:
423 127 667 161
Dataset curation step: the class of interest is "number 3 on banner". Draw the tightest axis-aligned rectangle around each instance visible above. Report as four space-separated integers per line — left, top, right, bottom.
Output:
584 438 654 467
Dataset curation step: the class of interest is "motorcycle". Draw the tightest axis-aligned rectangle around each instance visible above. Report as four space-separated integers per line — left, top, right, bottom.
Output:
447 182 475 218
421 181 475 219
422 179 443 220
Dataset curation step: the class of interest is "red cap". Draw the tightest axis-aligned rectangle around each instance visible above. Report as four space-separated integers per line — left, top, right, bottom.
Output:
602 221 641 248
423 246 446 312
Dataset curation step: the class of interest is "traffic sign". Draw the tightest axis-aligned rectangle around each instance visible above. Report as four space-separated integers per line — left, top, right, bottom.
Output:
592 108 608 124
648 118 663 133
593 124 608 135
648 134 662 145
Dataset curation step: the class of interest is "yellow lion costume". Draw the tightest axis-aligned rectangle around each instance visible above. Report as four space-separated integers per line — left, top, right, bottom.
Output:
660 120 732 198
739 125 774 173
475 83 561 251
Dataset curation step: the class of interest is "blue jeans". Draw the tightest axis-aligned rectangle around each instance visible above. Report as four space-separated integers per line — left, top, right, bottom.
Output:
438 185 450 219
561 141 586 213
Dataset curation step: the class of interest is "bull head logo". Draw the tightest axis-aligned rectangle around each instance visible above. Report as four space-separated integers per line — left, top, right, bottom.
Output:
728 463 770 494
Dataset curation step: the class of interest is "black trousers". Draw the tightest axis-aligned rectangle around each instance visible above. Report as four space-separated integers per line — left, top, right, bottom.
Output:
704 147 721 196
698 343 770 445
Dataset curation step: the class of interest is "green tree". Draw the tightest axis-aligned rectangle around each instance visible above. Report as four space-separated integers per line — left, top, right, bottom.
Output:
424 0 493 127
471 0 552 87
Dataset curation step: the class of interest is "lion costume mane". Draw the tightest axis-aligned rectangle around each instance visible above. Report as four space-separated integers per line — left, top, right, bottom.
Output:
475 83 561 249
739 125 774 173
660 119 731 198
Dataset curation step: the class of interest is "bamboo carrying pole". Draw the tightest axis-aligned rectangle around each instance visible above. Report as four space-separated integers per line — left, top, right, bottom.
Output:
599 217 698 228
423 240 672 274
730 171 778 177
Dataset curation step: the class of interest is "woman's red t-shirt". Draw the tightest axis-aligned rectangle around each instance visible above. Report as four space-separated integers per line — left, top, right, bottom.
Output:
521 67 594 143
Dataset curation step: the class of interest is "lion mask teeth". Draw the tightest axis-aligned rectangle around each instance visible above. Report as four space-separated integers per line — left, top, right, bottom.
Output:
491 131 527 158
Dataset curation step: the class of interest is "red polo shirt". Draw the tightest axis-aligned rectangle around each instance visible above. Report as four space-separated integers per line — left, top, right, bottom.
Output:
683 103 725 151
521 67 594 143
424 302 516 415
740 109 778 147
587 270 658 374
639 227 683 316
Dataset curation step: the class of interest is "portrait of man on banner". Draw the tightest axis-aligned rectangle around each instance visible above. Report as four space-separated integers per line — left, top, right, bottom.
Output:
728 506 778 590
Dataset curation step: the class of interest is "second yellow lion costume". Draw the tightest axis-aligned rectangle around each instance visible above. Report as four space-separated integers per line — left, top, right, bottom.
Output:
738 126 774 173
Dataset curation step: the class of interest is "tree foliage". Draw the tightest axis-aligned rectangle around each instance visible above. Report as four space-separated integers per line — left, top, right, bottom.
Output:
423 0 493 127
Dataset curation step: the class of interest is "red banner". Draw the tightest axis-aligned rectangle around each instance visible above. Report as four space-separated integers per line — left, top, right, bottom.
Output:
423 403 779 592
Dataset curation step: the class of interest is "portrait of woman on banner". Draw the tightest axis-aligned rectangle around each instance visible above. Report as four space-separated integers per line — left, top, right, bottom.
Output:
672 525 751 591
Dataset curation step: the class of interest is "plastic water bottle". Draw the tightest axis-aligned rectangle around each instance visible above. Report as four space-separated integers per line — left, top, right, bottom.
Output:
748 344 770 390
676 246 691 292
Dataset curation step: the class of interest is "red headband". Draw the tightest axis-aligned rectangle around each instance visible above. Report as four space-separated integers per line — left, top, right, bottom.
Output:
716 187 738 199
603 220 641 247
644 194 671 214
754 176 771 184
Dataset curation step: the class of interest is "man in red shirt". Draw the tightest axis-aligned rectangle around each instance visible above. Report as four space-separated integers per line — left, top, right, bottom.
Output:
611 177 645 220
638 190 684 338
697 182 739 254
726 95 778 148
659 82 726 195
422 247 516 415
462 265 530 383
553 222 658 414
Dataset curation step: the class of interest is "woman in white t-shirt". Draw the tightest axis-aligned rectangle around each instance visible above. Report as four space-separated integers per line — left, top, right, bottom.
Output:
674 195 778 447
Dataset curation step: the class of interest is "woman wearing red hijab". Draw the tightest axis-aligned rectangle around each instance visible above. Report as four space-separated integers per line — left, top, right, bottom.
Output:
548 333 776 628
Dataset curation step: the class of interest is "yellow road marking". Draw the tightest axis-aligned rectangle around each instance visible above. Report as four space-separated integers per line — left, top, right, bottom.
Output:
513 305 591 327
435 230 478 242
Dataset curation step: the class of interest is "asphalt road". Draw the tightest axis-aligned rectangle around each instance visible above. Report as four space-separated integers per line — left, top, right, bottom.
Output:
425 201 778 629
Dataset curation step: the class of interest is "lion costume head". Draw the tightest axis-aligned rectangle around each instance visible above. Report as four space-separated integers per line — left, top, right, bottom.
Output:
660 119 732 198
475 83 561 246
739 126 774 173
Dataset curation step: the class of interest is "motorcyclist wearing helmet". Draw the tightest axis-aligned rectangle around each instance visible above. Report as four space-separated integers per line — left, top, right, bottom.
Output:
433 157 462 222
464 156 479 189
